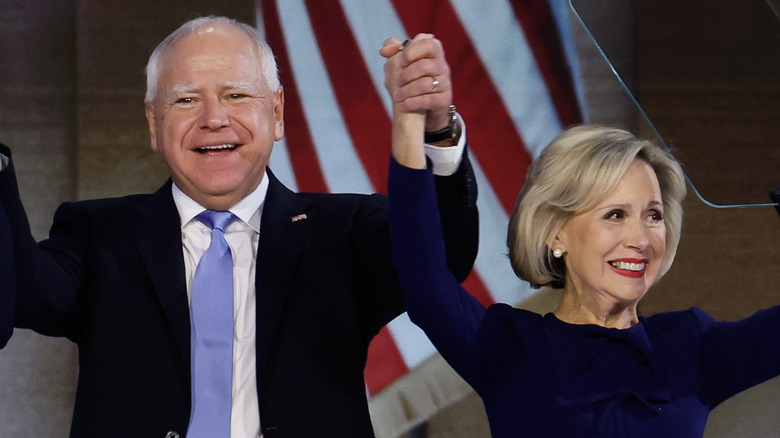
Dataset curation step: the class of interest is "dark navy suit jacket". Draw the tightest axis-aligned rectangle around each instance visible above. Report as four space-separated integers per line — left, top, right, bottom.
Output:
0 143 478 438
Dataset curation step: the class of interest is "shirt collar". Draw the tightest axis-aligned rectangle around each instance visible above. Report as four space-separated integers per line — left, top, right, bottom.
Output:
172 171 268 233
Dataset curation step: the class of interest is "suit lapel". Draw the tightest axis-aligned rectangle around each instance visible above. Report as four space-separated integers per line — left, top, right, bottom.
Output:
255 170 313 376
126 174 314 381
130 180 191 371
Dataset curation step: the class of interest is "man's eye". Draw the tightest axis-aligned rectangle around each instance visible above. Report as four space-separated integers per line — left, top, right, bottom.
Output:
229 93 248 99
175 97 194 104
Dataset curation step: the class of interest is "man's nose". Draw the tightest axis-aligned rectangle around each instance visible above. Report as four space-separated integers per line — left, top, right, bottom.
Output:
201 98 229 130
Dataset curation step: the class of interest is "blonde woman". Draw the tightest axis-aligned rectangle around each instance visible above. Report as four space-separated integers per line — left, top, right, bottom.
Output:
382 48 780 437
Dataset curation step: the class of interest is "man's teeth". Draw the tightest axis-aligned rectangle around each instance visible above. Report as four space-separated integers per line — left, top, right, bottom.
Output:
610 261 645 271
199 144 235 151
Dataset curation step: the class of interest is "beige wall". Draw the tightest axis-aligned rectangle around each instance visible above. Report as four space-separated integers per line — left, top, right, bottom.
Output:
0 1 78 435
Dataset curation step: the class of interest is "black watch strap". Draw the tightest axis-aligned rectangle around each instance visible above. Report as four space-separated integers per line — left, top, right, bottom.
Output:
425 105 460 144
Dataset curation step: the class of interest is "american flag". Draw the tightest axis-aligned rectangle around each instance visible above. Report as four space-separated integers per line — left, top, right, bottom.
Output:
256 0 583 397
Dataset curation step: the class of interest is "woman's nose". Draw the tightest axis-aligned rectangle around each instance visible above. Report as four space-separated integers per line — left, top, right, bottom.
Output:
624 218 650 251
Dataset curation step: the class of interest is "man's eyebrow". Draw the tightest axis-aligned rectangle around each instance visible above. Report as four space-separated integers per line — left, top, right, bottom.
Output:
223 81 255 90
170 84 199 95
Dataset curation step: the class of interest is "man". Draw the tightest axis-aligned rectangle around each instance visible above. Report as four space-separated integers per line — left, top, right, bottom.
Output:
0 16 477 437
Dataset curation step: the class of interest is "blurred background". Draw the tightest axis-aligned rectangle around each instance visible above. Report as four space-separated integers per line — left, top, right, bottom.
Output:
0 0 777 436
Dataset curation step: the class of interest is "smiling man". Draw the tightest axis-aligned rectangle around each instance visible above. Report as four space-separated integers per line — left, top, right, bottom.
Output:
145 22 283 212
0 16 478 438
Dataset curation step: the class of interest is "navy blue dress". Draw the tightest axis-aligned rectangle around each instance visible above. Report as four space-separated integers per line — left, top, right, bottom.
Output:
388 158 780 438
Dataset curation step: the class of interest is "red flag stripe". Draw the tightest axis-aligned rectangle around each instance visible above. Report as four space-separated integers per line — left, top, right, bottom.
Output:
365 326 409 395
462 271 496 309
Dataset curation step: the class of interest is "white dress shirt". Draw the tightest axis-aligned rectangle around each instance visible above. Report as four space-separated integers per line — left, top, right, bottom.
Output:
173 174 267 438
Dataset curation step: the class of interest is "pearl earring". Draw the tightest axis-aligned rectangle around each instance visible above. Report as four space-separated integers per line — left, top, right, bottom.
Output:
552 248 563 258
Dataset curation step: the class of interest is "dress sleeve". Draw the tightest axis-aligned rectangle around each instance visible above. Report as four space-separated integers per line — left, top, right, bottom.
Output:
0 145 15 347
432 147 479 282
352 147 478 335
699 305 780 407
388 156 486 372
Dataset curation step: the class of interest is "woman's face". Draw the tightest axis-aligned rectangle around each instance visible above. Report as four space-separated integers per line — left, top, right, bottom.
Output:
555 160 666 307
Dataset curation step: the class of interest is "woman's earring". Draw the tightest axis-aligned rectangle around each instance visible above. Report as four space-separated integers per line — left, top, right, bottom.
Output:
552 248 563 259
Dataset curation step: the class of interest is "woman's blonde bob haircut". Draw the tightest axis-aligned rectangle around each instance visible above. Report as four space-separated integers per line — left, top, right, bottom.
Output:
507 125 687 288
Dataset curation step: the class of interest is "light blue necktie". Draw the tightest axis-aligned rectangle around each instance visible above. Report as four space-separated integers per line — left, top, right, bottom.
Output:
188 211 236 438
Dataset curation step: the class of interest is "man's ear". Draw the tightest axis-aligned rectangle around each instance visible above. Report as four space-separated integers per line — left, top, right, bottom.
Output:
273 87 285 141
145 101 159 152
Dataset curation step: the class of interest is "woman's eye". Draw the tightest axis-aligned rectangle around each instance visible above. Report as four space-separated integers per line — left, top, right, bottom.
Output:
604 210 624 220
650 210 665 223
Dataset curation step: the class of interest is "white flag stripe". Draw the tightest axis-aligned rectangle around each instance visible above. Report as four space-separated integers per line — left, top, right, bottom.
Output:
386 311 438 369
549 0 590 122
339 0 407 116
278 0 373 194
450 0 563 158
268 137 299 192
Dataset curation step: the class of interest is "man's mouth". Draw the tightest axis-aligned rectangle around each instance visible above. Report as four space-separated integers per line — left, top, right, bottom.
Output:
197 143 238 153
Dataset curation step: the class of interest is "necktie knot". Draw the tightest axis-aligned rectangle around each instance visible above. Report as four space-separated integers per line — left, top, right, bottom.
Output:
197 210 236 232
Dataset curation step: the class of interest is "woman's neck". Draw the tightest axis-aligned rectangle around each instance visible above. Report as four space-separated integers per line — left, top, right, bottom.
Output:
553 290 639 329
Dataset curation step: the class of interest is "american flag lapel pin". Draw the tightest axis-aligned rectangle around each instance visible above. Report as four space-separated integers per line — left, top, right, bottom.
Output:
291 213 308 223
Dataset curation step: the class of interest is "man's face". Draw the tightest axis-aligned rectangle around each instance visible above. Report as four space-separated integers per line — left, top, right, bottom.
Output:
145 24 284 210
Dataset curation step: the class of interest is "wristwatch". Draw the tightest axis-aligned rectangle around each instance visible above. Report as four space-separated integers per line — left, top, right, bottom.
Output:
424 104 461 144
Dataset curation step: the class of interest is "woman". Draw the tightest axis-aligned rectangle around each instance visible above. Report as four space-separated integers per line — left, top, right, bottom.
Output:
383 39 780 437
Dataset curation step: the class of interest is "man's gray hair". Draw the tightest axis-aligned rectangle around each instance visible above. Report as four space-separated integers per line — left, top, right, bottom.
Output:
144 16 281 102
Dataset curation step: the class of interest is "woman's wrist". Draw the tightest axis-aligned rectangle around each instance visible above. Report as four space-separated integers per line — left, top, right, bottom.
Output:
391 110 427 169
